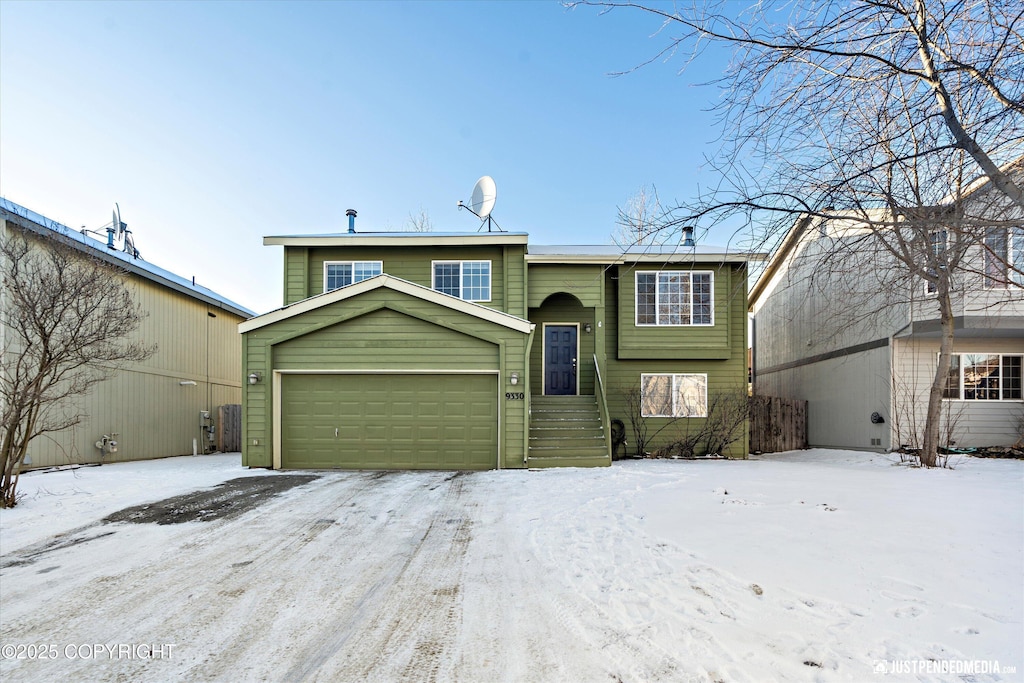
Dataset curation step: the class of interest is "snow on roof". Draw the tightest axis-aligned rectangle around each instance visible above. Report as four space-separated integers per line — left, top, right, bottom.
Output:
0 197 254 318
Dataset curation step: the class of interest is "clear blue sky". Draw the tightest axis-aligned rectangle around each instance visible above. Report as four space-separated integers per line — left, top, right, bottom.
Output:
1 0 735 314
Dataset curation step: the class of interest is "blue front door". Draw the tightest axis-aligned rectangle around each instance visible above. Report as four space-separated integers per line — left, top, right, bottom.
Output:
545 325 577 395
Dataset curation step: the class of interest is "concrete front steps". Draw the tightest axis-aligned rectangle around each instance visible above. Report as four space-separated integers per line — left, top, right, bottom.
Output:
528 395 610 468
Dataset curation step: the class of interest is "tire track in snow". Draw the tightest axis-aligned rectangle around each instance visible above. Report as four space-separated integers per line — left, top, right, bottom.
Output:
280 472 472 682
0 471 449 682
171 470 457 682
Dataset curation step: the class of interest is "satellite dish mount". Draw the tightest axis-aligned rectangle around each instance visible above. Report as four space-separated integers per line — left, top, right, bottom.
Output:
107 203 140 258
457 175 503 232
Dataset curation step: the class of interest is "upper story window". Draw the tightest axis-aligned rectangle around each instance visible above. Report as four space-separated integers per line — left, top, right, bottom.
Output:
983 226 1024 289
943 353 1022 401
324 261 382 292
432 261 491 302
636 271 713 326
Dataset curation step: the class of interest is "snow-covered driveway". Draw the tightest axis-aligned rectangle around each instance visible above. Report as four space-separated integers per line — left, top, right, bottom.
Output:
1 451 1021 682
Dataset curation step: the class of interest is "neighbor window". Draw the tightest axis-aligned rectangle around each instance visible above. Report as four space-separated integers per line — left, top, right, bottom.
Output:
432 261 491 301
943 353 1023 401
925 230 947 295
636 271 713 325
641 373 708 417
323 261 382 292
983 226 1024 288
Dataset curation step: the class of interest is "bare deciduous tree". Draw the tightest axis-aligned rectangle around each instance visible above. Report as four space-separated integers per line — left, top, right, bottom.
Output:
406 208 434 232
652 388 751 458
612 184 667 246
1 229 155 507
574 0 1024 466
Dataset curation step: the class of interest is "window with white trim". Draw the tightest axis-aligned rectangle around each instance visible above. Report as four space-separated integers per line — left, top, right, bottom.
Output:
983 226 1024 288
641 373 708 417
323 261 382 292
432 260 491 301
943 353 1022 401
636 271 713 326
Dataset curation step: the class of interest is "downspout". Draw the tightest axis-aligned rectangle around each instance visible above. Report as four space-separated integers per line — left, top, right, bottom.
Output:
890 318 914 452
524 326 536 465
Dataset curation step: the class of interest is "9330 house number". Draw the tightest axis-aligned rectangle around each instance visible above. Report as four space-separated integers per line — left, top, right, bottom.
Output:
505 392 525 400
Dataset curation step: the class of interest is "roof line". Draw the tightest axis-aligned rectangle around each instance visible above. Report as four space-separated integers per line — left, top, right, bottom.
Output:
1 197 254 318
239 273 535 334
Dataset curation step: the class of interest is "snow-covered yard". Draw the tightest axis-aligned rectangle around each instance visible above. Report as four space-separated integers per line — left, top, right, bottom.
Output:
0 450 1020 682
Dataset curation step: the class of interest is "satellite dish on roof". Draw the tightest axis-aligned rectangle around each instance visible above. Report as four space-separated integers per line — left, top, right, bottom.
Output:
108 203 140 258
113 203 130 238
458 175 503 231
471 176 496 220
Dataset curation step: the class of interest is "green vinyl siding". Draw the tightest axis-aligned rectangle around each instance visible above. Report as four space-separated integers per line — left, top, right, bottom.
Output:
603 264 750 457
251 237 755 468
281 243 527 316
616 265 738 359
242 283 531 469
283 247 308 305
281 373 497 470
528 264 604 308
274 308 498 370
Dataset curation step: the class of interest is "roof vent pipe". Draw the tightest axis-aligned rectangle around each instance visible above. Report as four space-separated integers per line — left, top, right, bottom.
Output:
346 209 357 234
682 226 695 248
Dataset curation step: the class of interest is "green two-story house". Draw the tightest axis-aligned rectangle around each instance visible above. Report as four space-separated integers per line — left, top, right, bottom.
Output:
240 228 763 470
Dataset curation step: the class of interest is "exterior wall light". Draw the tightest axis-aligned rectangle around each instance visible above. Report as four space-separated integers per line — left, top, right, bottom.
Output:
248 372 262 385
583 323 592 334
510 372 519 385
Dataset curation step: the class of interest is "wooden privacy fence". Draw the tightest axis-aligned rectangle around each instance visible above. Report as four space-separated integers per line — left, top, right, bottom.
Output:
217 404 242 453
750 396 808 453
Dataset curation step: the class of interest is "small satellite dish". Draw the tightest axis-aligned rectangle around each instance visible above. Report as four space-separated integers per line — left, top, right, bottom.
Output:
108 202 140 258
113 203 125 238
470 176 497 220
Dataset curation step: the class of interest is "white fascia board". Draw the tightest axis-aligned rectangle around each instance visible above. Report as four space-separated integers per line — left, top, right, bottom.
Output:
264 233 529 247
239 274 534 334
525 252 767 264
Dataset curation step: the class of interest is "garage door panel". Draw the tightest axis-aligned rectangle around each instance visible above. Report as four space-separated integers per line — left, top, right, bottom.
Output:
281 374 497 470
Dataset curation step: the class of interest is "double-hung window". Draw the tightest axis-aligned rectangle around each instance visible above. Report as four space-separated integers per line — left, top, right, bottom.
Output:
636 271 713 326
323 261 382 292
983 226 1024 288
640 373 708 417
432 261 491 301
943 353 1023 401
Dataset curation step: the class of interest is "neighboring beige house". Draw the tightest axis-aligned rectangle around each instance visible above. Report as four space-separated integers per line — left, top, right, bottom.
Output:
749 173 1023 451
1 198 253 468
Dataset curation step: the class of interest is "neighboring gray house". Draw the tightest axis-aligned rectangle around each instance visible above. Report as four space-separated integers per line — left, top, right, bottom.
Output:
1 198 254 467
749 174 1023 451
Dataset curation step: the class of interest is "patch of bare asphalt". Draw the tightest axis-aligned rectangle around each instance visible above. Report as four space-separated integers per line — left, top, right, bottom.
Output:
103 475 320 525
2 475 321 569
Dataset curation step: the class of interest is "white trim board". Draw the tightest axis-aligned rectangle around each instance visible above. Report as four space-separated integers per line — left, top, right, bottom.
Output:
240 273 533 334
